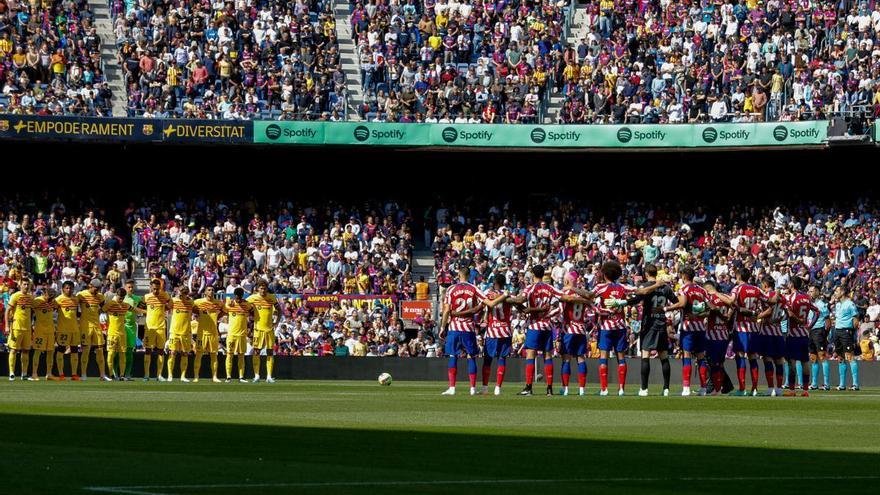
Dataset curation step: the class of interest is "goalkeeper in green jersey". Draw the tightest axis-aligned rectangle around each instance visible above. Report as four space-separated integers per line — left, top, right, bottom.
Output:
120 280 146 379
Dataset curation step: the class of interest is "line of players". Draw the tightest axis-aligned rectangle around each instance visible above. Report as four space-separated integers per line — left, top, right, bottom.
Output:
439 260 860 396
6 278 282 383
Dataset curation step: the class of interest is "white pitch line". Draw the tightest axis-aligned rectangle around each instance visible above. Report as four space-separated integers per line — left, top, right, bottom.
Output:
84 475 880 494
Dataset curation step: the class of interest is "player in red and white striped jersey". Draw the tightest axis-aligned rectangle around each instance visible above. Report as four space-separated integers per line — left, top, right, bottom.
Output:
758 275 787 396
703 280 732 395
592 261 668 396
480 273 525 396
782 277 819 397
709 268 779 396
557 273 594 396
519 264 592 396
663 266 710 396
440 267 508 396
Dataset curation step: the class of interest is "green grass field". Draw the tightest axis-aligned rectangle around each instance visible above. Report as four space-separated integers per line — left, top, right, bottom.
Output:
1 381 878 495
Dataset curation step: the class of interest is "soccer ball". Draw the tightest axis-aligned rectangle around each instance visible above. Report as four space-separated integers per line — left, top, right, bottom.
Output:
378 373 392 386
692 301 706 314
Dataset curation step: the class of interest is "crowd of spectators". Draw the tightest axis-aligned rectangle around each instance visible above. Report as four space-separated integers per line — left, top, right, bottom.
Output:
111 0 347 119
554 0 880 125
0 0 113 115
429 198 880 359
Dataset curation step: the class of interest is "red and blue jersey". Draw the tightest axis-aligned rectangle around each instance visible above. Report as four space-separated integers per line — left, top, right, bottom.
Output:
485 290 513 338
524 282 564 331
759 290 785 337
706 292 730 341
730 283 770 333
561 288 590 335
784 292 818 338
592 282 635 330
678 283 708 332
444 282 487 332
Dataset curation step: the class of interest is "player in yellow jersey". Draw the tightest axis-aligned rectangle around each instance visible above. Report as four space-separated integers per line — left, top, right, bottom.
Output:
246 281 281 383
30 289 59 380
77 279 110 381
225 287 254 383
53 281 82 380
103 287 132 381
167 286 195 382
193 285 225 383
142 279 172 381
6 279 34 381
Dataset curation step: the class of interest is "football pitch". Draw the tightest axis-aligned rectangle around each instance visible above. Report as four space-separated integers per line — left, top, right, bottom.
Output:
1 381 878 495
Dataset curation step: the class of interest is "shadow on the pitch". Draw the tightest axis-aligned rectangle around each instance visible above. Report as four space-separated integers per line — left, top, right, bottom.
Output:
0 413 876 495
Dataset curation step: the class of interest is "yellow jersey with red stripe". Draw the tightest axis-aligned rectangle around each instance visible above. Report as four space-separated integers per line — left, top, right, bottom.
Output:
170 297 194 337
8 291 34 331
77 290 105 331
246 293 277 332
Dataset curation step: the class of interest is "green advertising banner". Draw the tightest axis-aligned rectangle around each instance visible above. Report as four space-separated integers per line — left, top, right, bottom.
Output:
254 120 829 148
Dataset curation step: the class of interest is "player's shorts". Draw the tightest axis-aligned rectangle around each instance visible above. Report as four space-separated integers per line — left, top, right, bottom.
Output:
196 332 219 353
524 329 553 352
169 334 193 353
706 339 728 364
32 332 54 352
808 327 828 354
831 328 855 354
561 334 587 356
107 333 127 352
785 336 810 363
733 331 757 354
252 330 275 350
56 329 81 348
7 329 32 350
81 327 104 346
680 331 706 354
484 337 512 358
143 327 167 349
445 330 478 356
761 335 785 359
598 328 628 353
226 335 247 355
639 323 669 352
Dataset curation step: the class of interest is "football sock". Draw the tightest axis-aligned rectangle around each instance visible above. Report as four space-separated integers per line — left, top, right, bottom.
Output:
577 361 586 388
544 359 554 387
810 362 819 388
764 360 775 388
711 364 723 392
599 358 608 390
157 355 166 378
561 360 571 387
267 355 274 378
735 357 746 391
144 353 152 378
107 350 117 376
496 357 506 386
226 353 234 379
448 356 457 387
31 351 42 377
252 355 262 377
682 357 692 387
237 354 245 378
525 358 535 386
210 354 218 378
8 353 15 375
179 355 188 378
95 349 106 377
482 357 492 387
850 361 859 388
698 359 708 388
775 362 785 389
617 358 627 389
467 358 477 387
117 351 126 378
70 353 79 376
55 351 64 376
838 361 847 388
194 352 203 378
661 358 670 390
821 361 830 387
795 361 803 387
640 358 650 390
20 352 29 376
81 346 91 377
749 359 759 390
124 348 134 376
167 354 176 378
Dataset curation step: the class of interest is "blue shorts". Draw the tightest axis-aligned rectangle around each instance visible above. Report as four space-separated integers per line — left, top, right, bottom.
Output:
680 331 706 354
785 336 810 363
761 335 785 359
706 339 728 364
598 329 627 353
484 337 512 358
524 329 552 351
561 334 587 356
445 331 478 357
733 332 756 354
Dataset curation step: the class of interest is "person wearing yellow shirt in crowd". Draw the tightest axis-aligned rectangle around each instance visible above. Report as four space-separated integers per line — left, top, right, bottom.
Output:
428 32 443 51
52 281 82 380
193 285 225 383
416 276 430 300
6 278 34 381
103 288 131 381
142 279 172 381
78 279 109 381
225 287 254 382
357 269 371 294
167 286 195 382
247 281 280 383
30 289 58 380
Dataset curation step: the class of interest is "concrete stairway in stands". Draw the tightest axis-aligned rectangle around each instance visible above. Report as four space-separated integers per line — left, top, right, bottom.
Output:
333 2 364 121
88 0 127 116
544 2 589 124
